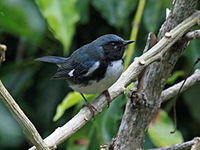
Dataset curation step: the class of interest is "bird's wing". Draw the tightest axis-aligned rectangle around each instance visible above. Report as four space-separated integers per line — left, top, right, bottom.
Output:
52 54 100 79
35 56 68 64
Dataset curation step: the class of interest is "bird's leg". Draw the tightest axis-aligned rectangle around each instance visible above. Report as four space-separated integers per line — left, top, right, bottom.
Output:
80 93 97 117
103 90 111 108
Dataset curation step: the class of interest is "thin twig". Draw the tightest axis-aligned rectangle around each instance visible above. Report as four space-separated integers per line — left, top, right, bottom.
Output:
149 137 200 150
29 11 200 150
171 58 200 134
161 69 200 103
183 30 200 41
0 81 49 150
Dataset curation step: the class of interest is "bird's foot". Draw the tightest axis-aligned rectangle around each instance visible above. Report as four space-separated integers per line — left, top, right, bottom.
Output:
104 90 112 108
83 102 98 117
80 93 98 117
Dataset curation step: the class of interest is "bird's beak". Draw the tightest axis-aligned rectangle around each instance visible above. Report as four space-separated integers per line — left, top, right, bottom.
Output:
123 40 135 46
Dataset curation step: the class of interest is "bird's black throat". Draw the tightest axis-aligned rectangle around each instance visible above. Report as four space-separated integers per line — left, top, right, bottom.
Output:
102 42 126 61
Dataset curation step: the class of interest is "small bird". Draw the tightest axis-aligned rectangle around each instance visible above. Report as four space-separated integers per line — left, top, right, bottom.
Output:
36 34 134 116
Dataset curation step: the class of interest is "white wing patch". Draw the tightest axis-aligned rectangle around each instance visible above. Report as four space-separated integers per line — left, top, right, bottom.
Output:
68 69 75 77
69 60 124 94
84 61 100 76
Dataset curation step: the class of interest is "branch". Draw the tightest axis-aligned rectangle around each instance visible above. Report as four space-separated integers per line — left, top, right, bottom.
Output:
113 0 199 149
149 137 200 150
183 29 200 41
0 81 49 150
161 69 200 103
29 11 200 150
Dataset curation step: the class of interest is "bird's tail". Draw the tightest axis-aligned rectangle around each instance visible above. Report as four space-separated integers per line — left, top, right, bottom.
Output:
35 56 68 64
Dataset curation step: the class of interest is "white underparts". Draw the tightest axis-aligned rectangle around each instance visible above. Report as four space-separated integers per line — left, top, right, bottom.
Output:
69 59 124 94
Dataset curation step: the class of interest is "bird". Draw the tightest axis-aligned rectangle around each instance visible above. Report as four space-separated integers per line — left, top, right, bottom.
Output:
35 34 134 116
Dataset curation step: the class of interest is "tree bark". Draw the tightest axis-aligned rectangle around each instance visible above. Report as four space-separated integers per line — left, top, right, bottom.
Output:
113 0 198 149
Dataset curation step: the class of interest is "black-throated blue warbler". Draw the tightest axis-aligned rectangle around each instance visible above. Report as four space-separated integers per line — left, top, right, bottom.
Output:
36 34 134 116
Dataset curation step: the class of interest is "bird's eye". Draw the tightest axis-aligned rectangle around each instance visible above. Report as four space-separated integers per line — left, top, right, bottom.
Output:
111 42 115 46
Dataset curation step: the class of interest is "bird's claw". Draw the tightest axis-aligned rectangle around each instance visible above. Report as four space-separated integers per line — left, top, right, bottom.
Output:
83 103 98 117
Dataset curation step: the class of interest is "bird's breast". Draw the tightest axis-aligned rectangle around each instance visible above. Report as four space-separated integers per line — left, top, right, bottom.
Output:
69 59 124 94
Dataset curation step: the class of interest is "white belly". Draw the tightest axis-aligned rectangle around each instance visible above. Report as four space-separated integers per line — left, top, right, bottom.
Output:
69 60 124 94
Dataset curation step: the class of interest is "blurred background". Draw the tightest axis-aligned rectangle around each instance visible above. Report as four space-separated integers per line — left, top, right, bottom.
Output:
0 0 200 149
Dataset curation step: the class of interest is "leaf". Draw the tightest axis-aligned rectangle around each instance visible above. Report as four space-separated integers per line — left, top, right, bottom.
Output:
124 82 134 96
183 40 200 70
76 0 90 24
92 0 137 27
167 71 184 84
148 109 183 147
53 92 95 121
36 0 79 54
143 0 163 32
143 0 171 32
143 134 156 149
0 0 45 42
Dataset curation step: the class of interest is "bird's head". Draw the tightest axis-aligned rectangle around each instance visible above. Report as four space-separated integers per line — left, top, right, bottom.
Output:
93 34 134 61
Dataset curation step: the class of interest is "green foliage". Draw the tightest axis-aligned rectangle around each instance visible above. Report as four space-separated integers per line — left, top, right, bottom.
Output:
148 110 183 147
167 71 184 84
97 95 124 143
143 0 171 32
0 0 200 149
67 95 125 149
0 0 45 43
144 0 162 32
76 0 90 24
36 0 79 55
92 0 137 27
124 0 145 69
53 92 96 121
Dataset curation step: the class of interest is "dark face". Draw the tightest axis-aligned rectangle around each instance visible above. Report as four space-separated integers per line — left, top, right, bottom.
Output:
102 40 133 61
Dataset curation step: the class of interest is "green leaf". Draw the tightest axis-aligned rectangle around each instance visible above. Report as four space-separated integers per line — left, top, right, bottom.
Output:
148 109 183 147
167 71 184 84
183 40 200 71
143 0 163 32
92 0 137 27
0 0 45 42
124 82 134 96
76 0 90 24
36 0 79 54
53 92 95 121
